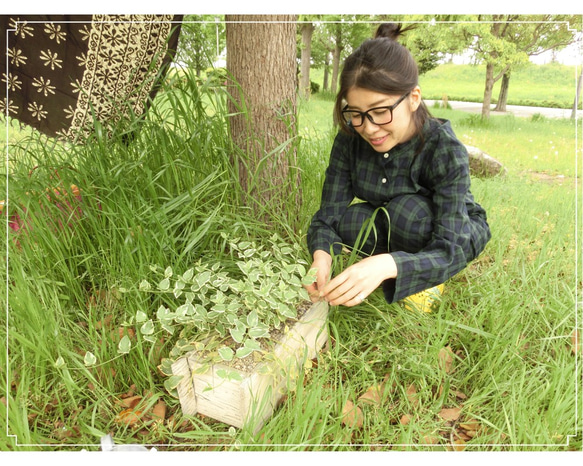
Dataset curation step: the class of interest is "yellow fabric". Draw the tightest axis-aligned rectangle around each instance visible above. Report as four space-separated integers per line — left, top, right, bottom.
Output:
403 283 445 313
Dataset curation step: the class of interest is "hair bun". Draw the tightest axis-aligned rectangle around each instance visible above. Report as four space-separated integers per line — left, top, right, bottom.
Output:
374 23 414 41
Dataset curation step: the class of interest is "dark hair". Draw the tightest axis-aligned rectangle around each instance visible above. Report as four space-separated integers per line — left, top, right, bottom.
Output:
334 23 431 136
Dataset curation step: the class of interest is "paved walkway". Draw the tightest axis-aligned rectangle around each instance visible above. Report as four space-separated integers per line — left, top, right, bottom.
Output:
425 100 582 119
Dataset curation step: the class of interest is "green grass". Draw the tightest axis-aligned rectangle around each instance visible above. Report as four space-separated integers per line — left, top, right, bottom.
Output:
419 62 579 109
1 68 581 451
309 62 580 109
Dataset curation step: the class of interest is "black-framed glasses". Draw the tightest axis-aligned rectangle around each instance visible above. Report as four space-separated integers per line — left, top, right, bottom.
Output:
342 92 410 127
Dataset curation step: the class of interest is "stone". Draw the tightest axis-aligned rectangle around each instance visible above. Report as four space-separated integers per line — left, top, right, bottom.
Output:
465 145 507 178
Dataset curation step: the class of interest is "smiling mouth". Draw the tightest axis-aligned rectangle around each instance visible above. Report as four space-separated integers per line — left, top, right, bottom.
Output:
369 135 388 145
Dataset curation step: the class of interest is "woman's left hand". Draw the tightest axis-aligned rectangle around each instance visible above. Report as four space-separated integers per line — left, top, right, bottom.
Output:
320 253 398 307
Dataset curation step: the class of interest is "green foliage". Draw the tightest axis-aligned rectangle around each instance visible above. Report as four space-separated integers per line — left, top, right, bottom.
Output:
134 233 312 374
174 15 225 74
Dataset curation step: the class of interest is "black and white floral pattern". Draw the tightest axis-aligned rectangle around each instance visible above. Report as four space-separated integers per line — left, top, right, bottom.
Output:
1 15 182 141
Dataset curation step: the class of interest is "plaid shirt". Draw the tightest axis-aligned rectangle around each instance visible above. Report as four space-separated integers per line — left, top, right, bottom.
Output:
307 118 491 303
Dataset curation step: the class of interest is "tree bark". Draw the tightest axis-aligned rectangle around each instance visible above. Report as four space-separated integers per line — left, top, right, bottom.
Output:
299 22 314 100
225 15 300 222
329 25 343 95
481 63 495 118
323 52 330 92
330 42 342 95
495 71 511 112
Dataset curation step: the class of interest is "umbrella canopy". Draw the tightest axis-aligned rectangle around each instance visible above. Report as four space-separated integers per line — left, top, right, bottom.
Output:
1 14 182 142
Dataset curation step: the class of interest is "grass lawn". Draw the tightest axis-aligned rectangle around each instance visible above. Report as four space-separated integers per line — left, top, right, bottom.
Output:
1 69 581 451
309 62 580 110
419 62 579 109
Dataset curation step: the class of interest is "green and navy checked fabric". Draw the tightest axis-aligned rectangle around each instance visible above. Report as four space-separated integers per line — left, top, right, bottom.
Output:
307 118 491 303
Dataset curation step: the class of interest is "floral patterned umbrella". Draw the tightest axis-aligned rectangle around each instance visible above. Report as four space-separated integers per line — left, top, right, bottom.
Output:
1 14 182 142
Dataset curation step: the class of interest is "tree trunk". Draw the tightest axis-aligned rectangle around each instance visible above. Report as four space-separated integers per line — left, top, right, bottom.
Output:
495 71 511 112
329 25 343 95
299 22 314 100
323 52 330 92
481 63 495 118
330 43 342 95
571 66 583 120
225 15 300 223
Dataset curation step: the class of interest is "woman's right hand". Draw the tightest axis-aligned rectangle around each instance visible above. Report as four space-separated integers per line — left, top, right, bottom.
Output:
304 250 332 302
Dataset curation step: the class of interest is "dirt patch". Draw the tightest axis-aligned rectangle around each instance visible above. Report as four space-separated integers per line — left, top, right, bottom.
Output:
521 171 573 185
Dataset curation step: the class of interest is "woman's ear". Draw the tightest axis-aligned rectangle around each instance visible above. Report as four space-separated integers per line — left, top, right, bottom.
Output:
410 86 422 112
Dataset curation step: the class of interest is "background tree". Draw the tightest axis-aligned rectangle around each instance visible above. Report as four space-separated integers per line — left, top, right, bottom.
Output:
493 15 576 111
455 15 576 117
175 15 225 76
323 17 374 94
225 15 300 223
310 21 335 92
298 17 316 99
400 16 471 76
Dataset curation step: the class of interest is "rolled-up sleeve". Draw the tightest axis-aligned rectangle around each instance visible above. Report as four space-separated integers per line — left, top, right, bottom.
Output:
307 133 356 255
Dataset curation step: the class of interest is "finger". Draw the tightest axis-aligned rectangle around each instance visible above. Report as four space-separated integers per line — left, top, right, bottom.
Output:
304 282 320 302
340 290 367 307
327 283 362 306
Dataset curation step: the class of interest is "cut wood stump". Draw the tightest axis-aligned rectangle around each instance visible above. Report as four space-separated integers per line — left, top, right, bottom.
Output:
172 300 329 433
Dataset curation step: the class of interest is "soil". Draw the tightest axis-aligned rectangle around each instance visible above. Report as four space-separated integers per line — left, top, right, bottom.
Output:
523 170 571 185
196 300 313 374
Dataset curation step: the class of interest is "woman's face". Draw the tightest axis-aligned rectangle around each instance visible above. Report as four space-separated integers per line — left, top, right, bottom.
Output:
344 86 421 153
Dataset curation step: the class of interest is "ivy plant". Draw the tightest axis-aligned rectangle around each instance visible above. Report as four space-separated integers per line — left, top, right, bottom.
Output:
133 233 318 388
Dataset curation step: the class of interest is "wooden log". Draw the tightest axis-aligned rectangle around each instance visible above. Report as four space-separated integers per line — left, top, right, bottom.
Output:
172 300 329 433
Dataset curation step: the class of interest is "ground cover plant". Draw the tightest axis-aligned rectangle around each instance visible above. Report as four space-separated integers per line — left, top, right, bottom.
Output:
1 65 581 451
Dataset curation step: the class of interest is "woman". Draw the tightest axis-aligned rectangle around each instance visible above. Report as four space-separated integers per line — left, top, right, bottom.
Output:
304 23 491 309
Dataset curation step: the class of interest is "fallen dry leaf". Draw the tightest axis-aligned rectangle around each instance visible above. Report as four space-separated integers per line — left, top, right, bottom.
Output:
151 400 167 420
120 395 142 409
451 439 466 451
453 390 468 400
439 407 462 421
95 315 113 330
459 418 481 431
406 383 418 407
341 400 363 429
455 430 473 441
115 408 143 426
117 327 136 340
422 434 440 445
438 345 454 373
358 383 384 406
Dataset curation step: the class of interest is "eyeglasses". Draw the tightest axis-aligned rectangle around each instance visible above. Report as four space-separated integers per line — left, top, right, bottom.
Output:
342 92 410 127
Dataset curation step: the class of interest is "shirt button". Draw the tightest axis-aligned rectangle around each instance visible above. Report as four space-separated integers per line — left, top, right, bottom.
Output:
382 178 387 183
383 153 389 158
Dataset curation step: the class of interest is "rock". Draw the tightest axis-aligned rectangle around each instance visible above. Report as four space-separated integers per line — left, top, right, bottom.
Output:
465 145 507 178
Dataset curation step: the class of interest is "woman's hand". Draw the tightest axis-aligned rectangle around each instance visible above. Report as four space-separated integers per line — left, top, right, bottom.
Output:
304 250 333 303
321 253 397 307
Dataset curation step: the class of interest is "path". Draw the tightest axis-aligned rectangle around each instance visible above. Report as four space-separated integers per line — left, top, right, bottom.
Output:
425 100 582 119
